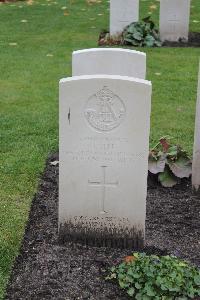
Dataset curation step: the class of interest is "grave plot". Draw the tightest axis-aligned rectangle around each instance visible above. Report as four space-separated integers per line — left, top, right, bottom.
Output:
5 153 200 300
1 0 200 299
99 0 200 47
5 51 200 300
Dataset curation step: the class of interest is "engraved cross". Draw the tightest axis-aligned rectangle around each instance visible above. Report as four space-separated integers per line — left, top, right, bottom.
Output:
88 166 118 214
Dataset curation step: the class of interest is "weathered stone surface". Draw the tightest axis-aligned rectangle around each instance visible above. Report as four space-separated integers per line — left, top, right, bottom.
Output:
192 62 200 194
110 0 139 36
59 75 152 247
160 0 191 42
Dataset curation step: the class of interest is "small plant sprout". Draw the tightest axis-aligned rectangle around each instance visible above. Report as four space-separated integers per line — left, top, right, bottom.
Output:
148 137 192 187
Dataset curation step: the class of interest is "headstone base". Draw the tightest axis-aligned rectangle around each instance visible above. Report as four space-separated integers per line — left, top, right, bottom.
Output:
192 187 200 197
59 218 144 249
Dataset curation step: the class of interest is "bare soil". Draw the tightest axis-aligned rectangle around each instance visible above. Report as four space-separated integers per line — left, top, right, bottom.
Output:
98 32 200 47
5 153 200 300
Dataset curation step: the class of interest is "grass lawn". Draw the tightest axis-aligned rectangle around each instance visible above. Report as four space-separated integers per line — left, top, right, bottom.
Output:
0 0 199 298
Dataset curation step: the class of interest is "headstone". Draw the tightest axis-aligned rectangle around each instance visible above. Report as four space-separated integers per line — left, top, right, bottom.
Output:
110 0 139 36
59 75 152 248
72 48 146 79
160 0 191 42
192 62 200 193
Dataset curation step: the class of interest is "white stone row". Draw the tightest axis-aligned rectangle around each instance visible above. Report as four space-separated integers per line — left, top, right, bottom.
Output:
110 0 191 42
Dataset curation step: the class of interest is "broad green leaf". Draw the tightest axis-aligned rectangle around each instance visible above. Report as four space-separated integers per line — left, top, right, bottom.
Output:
133 252 140 258
118 273 125 280
128 25 137 34
194 274 200 285
143 295 152 300
135 282 142 289
127 287 135 296
133 32 142 41
167 145 178 156
148 154 166 174
133 272 141 279
158 167 178 187
145 35 155 47
127 269 135 277
124 38 134 43
168 156 192 178
178 262 187 267
131 40 140 46
146 286 156 296
135 292 143 300
119 280 128 289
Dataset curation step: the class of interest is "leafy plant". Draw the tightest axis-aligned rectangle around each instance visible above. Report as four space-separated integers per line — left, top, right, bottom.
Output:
106 252 200 299
148 137 192 187
122 16 162 47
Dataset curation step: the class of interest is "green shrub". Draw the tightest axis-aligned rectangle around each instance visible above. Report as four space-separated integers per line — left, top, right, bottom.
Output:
106 253 200 299
122 16 162 47
148 137 192 187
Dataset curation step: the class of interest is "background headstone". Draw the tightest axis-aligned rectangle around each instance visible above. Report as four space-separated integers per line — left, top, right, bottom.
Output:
59 75 152 248
72 48 146 79
192 62 200 193
110 0 139 36
159 0 191 42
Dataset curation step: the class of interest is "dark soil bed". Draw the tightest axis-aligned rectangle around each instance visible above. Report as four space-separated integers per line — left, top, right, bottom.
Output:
98 32 200 47
163 32 200 47
6 153 200 300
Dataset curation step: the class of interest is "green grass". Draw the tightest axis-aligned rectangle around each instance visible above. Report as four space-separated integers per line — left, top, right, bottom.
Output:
0 0 199 298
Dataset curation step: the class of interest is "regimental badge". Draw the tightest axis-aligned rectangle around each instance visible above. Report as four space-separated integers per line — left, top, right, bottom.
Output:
84 86 126 132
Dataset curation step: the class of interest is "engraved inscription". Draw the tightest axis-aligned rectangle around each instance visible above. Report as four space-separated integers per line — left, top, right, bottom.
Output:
168 14 181 33
66 150 146 163
85 86 126 132
88 166 118 214
65 136 146 164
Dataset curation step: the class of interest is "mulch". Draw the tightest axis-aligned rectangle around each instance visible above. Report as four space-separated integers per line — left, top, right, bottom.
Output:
163 32 200 47
5 153 200 300
98 32 200 47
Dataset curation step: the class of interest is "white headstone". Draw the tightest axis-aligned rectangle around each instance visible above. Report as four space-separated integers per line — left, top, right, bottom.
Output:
160 0 191 42
192 62 200 193
59 75 152 248
72 48 146 79
110 0 139 36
